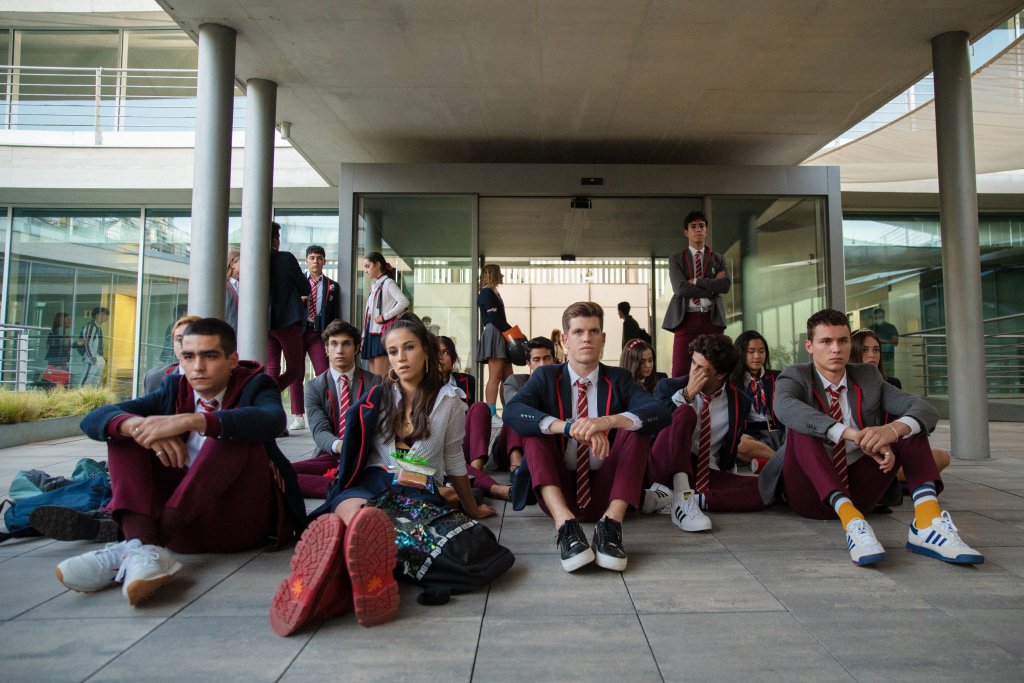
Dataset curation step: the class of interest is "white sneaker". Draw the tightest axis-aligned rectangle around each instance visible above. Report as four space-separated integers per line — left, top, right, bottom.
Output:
55 539 140 593
846 518 886 566
906 511 984 564
640 483 673 514
671 490 712 532
288 415 306 431
116 543 182 606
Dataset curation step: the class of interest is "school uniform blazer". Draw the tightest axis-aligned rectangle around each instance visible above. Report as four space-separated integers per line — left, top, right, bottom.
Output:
304 274 342 333
502 373 530 405
743 369 783 433
80 363 307 535
653 375 751 473
304 367 382 456
504 363 671 443
773 362 938 439
224 280 239 331
477 287 511 331
450 372 476 406
661 247 731 331
269 249 309 329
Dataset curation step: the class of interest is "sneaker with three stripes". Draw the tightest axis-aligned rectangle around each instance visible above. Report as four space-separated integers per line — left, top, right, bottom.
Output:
906 511 984 564
846 518 886 566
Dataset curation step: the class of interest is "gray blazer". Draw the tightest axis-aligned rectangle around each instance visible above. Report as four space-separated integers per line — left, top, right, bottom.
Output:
304 367 382 455
224 280 239 332
661 248 731 331
758 362 938 506
502 373 529 406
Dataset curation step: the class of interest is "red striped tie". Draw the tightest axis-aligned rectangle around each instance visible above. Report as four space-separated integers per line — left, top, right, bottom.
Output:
574 378 592 510
197 398 219 412
308 276 318 323
827 386 849 489
691 250 703 306
337 373 350 441
694 389 721 493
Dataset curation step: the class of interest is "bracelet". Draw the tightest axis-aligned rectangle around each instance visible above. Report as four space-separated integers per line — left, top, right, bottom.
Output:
887 424 900 441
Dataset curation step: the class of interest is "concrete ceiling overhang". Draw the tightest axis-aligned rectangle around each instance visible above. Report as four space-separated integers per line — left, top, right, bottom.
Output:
804 36 1024 185
155 1 1023 186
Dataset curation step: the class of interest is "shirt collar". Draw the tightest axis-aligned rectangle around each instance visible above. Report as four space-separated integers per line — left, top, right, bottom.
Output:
815 368 848 392
566 364 600 388
193 387 227 410
329 366 355 385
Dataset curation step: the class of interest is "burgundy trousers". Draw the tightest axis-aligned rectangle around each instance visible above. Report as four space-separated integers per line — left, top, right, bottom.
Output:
267 322 305 397
782 430 942 520
107 438 275 553
461 402 498 490
670 311 725 377
524 430 649 522
292 452 338 498
648 406 764 512
288 328 329 415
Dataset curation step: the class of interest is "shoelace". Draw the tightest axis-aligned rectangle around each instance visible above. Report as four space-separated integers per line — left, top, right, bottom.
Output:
114 545 160 583
933 511 964 542
91 542 129 572
848 519 871 539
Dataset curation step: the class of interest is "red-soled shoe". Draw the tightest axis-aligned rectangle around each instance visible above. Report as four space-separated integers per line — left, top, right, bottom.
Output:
344 507 399 627
270 514 348 636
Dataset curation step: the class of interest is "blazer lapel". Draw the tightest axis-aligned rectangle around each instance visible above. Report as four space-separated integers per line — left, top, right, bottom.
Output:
597 365 611 417
557 367 572 420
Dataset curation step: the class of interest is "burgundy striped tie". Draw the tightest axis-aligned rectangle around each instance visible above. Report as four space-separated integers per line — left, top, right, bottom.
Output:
574 378 592 510
308 276 318 323
691 250 703 306
694 388 721 493
827 386 849 489
197 398 219 412
337 373 350 441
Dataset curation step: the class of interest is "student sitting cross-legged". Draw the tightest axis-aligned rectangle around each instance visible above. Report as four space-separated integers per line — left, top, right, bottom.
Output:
56 318 306 606
293 319 381 498
774 308 982 566
270 314 496 636
647 334 766 533
504 301 670 573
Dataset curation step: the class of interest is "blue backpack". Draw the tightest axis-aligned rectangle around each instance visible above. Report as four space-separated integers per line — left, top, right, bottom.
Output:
1 465 112 543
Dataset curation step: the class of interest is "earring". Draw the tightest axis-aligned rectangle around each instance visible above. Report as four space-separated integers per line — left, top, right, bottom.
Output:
387 368 399 382
424 357 430 376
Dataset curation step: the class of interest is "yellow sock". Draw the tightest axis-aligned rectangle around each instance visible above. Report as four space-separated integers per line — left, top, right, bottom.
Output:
836 501 864 529
914 499 941 529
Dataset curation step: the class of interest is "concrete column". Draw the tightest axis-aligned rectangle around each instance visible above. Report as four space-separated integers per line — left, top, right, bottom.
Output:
932 31 989 460
188 23 236 319
238 78 277 361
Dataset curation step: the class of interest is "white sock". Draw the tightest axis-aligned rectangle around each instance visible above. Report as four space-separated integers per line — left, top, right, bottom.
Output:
672 472 691 494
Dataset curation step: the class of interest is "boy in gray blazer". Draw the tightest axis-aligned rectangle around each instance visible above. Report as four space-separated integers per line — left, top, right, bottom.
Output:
774 308 981 567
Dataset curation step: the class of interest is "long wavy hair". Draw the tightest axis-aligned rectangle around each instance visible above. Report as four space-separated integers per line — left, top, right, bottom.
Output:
851 328 890 381
732 330 771 385
437 335 461 375
478 263 502 290
379 313 444 444
620 339 657 392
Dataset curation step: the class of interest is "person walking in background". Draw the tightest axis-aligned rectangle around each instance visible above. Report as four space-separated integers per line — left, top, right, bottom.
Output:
224 249 240 333
77 307 109 387
662 210 730 377
868 307 900 371
46 313 73 371
361 251 409 379
267 222 309 432
618 301 650 347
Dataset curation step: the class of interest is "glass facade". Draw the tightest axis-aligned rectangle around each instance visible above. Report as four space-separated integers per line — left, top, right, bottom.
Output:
844 214 1024 402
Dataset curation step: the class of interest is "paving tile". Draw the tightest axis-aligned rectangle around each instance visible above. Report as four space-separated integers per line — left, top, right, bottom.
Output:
0 616 164 683
0 555 76 620
795 608 1024 681
475 615 661 682
484 552 636 616
177 550 292 617
281 616 480 682
88 616 307 682
978 545 1024 578
642 612 854 682
880 553 1024 610
625 551 785 614
944 608 1024 659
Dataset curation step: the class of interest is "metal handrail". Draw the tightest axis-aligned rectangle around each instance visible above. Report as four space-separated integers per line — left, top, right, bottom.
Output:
1 64 245 141
0 324 53 391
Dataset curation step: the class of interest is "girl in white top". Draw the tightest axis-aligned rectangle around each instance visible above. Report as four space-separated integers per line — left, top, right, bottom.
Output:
333 315 497 526
361 251 410 378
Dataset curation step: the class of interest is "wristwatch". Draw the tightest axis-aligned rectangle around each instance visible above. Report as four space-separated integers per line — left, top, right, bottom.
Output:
563 419 574 437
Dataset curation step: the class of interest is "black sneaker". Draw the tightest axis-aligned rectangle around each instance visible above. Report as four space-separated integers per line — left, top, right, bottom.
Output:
592 517 628 571
556 519 595 572
509 463 536 512
29 506 120 543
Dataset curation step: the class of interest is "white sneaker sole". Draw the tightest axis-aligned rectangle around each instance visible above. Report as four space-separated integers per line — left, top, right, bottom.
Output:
123 562 182 606
594 549 628 572
560 547 595 573
672 506 712 532
54 566 116 594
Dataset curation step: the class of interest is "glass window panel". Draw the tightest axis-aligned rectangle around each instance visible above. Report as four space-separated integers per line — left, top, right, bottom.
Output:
12 31 119 130
140 210 191 392
5 209 139 398
123 30 198 132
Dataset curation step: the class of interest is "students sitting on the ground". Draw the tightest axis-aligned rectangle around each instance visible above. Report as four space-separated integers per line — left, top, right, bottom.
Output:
56 318 305 605
851 327 950 483
270 315 496 636
293 320 381 498
142 315 202 394
774 308 982 566
733 330 784 465
620 339 666 394
648 334 765 533
504 302 670 573
437 335 510 502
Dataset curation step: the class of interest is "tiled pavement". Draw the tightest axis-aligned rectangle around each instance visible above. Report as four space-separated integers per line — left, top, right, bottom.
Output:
1 421 1023 682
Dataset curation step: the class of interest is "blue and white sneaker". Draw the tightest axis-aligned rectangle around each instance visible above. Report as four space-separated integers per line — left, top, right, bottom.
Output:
846 518 886 566
906 511 984 564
